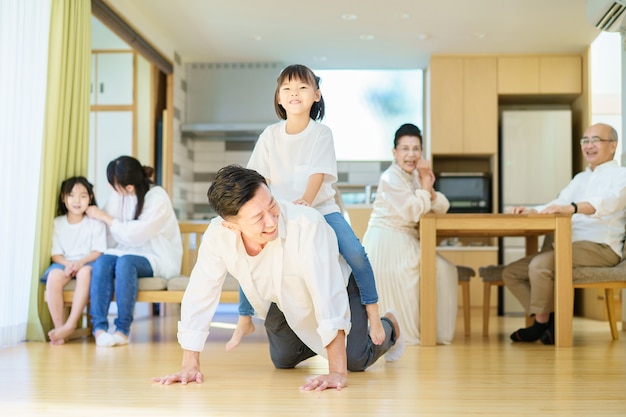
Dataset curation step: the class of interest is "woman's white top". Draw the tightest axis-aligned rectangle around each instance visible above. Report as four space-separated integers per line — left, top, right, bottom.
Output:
104 185 182 278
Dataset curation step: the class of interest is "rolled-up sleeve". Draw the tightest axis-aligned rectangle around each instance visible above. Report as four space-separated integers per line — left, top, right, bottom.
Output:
177 226 229 352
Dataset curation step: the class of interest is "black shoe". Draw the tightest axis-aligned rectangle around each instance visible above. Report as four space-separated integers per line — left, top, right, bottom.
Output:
510 313 554 342
540 321 555 345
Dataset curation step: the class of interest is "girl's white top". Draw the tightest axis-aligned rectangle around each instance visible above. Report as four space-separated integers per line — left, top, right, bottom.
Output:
248 119 340 215
51 215 107 261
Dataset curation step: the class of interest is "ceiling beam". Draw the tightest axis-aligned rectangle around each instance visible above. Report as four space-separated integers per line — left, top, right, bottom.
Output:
91 0 173 74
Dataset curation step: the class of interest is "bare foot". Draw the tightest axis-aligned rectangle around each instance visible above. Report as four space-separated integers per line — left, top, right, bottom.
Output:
225 316 255 351
369 318 386 345
48 334 66 346
49 323 76 344
383 311 401 341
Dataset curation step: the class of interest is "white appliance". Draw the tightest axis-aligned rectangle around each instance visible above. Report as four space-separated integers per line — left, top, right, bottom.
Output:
500 109 573 314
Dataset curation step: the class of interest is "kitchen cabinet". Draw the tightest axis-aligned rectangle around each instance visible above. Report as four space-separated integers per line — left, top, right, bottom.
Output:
438 247 498 307
497 55 582 95
91 52 134 106
430 57 498 155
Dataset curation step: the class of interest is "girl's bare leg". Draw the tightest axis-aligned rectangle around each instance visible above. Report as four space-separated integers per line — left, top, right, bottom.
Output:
46 269 72 344
48 267 91 344
225 315 255 351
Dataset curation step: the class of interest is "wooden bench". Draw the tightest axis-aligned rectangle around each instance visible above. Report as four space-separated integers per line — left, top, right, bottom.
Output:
47 221 239 338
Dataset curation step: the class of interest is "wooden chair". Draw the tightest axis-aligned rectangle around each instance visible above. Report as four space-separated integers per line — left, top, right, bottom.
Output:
572 262 626 340
478 264 506 336
479 234 626 340
456 265 475 337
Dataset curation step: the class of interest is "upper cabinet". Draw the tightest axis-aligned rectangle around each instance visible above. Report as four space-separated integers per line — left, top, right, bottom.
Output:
430 57 498 155
91 52 134 106
497 55 582 95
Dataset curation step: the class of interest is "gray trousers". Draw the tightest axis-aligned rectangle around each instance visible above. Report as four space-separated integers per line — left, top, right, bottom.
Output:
502 240 620 315
264 274 396 372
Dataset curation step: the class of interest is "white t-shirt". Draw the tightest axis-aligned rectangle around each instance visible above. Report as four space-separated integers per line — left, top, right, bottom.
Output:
247 119 340 215
534 160 626 256
51 215 107 261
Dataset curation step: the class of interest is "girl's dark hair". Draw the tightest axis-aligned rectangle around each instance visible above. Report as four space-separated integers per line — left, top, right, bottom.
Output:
394 123 423 149
57 176 97 216
274 64 325 121
106 156 154 219
207 165 268 219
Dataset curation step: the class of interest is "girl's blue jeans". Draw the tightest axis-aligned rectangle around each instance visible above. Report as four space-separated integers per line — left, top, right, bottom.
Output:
237 211 378 316
89 254 153 336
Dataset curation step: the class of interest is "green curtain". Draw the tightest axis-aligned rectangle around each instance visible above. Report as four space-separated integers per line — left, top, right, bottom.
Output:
27 0 92 341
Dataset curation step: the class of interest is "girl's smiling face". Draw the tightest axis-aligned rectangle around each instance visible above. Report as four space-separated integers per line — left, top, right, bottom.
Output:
64 183 91 217
277 77 321 117
393 135 423 174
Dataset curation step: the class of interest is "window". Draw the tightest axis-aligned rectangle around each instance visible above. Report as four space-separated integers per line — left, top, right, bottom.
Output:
314 69 424 161
590 32 622 161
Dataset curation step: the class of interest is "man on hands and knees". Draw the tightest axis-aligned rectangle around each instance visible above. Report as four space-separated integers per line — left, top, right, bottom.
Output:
153 165 402 390
503 123 626 344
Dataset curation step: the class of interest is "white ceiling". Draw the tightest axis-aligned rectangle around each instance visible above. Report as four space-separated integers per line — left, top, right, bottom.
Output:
105 0 604 69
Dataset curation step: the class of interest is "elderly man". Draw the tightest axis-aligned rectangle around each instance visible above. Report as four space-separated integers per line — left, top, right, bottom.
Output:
503 123 626 344
154 165 403 391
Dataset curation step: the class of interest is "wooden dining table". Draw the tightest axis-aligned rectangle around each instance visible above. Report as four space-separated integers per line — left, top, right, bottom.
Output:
419 213 573 347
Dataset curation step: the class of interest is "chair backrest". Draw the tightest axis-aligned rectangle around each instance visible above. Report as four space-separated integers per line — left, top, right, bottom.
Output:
178 222 210 276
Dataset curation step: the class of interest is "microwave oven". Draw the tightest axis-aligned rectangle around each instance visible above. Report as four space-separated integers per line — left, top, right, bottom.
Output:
434 172 492 213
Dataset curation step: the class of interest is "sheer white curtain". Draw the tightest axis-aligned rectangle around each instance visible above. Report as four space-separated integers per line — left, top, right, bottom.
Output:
0 0 52 348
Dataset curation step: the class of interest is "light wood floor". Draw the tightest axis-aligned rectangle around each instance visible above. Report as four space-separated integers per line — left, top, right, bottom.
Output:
1 305 626 416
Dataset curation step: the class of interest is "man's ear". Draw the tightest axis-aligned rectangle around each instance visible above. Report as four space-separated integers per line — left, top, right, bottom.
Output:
221 220 240 233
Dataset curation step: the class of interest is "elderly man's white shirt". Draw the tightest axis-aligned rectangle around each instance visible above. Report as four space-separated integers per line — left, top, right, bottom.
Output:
534 160 626 256
177 202 351 357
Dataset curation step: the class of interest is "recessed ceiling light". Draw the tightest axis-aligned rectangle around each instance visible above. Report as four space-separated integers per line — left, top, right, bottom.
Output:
341 13 357 20
359 34 374 41
252 35 262 41
400 13 410 19
417 33 430 41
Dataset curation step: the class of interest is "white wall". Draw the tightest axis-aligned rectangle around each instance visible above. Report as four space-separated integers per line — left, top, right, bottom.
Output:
590 31 622 162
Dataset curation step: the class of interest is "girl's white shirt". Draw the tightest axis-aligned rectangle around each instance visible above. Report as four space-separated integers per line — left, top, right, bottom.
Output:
51 215 107 261
103 185 182 278
247 119 340 215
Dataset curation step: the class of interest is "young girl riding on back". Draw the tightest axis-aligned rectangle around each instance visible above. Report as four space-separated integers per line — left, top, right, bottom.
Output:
227 64 388 351
41 176 106 345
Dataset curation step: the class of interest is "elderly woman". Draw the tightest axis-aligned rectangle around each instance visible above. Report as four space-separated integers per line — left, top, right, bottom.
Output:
362 123 458 345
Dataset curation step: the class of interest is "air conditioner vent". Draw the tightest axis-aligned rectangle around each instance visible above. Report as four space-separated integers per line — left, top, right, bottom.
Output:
596 2 626 30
